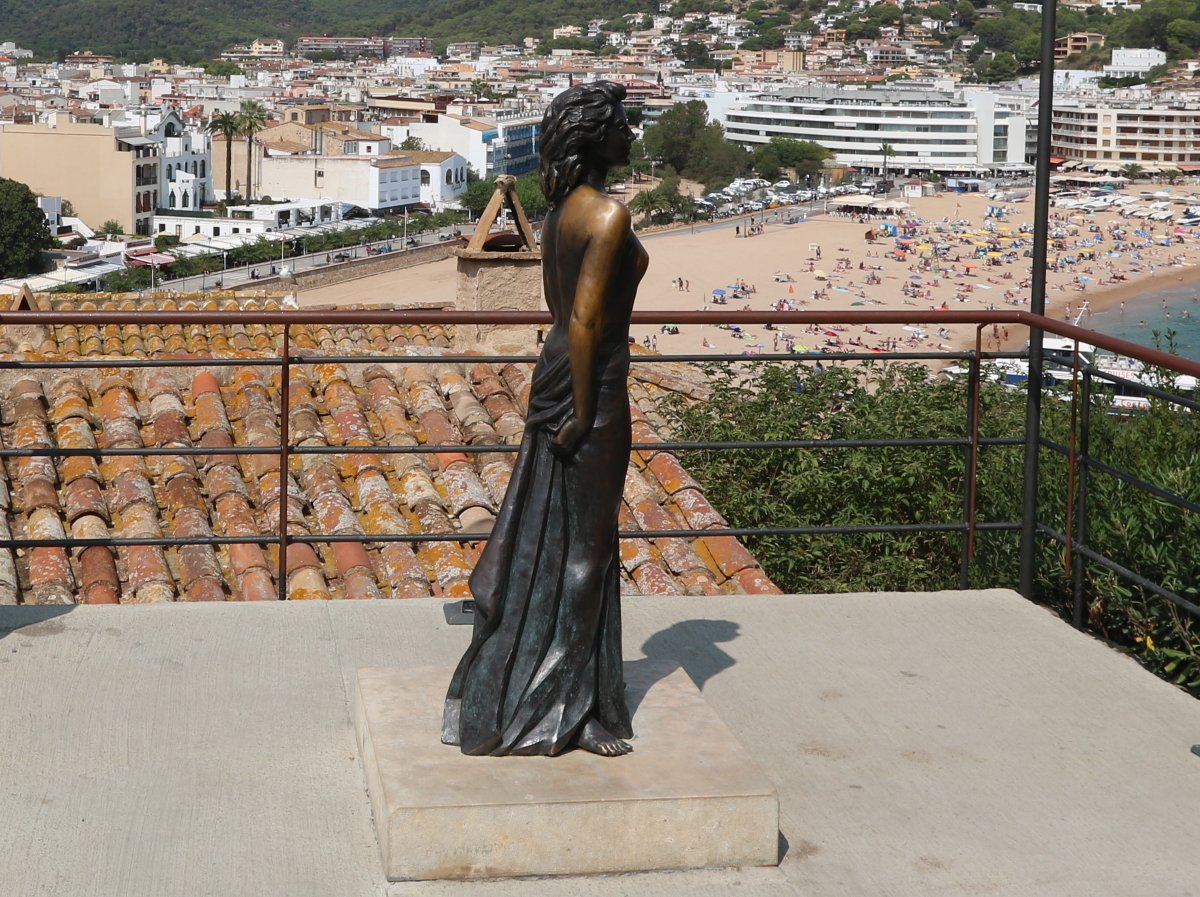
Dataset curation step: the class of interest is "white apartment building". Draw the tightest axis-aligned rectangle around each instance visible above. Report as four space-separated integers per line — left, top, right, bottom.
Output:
0 106 211 234
256 154 421 213
380 107 542 179
711 85 1036 176
154 199 342 239
1103 47 1166 79
400 150 469 209
111 108 213 212
0 41 34 59
1050 97 1200 169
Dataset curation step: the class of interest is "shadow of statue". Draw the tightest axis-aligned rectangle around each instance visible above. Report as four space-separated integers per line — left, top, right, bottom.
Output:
624 619 741 718
0 604 75 642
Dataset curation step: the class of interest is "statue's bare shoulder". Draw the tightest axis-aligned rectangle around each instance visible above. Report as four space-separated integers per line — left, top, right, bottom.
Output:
564 186 631 242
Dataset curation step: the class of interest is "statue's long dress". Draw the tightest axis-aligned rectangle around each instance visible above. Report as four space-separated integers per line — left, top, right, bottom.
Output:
442 332 634 756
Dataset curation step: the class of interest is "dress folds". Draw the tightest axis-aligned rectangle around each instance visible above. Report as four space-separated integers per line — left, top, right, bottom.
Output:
442 336 634 756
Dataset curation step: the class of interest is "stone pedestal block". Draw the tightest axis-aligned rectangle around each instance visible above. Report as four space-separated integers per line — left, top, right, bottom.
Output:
354 665 779 881
452 248 542 355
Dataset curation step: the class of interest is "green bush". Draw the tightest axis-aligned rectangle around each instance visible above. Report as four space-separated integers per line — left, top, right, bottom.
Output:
663 360 1200 695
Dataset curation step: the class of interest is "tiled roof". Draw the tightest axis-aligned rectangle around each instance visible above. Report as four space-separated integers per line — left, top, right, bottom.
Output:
19 294 453 359
0 293 781 605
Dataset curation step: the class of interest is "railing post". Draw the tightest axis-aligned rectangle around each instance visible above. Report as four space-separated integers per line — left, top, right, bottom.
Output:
1019 0 1058 600
1072 369 1092 629
278 322 291 602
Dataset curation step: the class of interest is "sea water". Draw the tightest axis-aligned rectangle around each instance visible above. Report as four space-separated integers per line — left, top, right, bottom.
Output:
1084 280 1200 361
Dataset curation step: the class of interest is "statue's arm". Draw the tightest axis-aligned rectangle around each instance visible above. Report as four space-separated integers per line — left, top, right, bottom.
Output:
551 201 630 456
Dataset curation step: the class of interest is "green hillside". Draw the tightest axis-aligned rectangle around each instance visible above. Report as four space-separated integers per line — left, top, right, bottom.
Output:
0 0 647 60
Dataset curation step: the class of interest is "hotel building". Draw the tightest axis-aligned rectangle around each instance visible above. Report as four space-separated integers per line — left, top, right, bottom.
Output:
712 86 1036 176
1050 97 1200 171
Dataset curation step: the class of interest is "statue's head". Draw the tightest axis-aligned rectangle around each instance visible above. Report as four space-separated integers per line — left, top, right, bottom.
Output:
539 80 631 207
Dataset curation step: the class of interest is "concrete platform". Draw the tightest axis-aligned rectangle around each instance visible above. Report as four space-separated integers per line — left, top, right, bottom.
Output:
355 666 778 880
2 590 1200 897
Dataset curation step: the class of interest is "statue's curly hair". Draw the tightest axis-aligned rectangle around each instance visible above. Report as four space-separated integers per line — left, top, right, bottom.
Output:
539 80 627 207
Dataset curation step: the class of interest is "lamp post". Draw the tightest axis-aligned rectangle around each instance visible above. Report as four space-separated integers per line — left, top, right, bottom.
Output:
1018 0 1059 601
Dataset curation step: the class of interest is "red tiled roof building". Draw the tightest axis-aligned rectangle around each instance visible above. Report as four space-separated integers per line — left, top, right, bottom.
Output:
0 293 781 604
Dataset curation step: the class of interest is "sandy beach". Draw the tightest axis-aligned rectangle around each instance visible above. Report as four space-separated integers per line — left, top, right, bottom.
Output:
303 190 1200 360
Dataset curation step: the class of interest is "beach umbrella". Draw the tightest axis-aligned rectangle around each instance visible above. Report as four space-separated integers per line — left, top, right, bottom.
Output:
712 288 726 296
851 301 866 306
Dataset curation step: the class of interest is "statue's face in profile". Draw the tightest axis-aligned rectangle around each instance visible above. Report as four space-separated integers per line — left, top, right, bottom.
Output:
597 105 634 168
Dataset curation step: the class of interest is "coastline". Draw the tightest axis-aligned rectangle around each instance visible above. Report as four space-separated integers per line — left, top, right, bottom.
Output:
988 262 1200 355
301 189 1200 365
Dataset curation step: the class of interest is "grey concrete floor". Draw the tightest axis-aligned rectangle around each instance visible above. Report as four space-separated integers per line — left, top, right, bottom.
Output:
1 590 1198 897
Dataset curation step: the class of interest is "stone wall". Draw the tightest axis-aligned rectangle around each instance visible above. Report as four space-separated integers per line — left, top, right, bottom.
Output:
453 248 543 355
254 241 461 292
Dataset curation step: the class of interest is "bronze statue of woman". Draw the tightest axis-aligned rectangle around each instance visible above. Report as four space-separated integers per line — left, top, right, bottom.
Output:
442 81 647 757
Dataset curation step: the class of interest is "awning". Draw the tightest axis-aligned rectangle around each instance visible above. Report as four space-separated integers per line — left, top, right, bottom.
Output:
125 252 176 266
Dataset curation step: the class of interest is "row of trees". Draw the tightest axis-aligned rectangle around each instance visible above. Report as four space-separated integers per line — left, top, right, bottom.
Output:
664 359 1200 696
206 99 268 202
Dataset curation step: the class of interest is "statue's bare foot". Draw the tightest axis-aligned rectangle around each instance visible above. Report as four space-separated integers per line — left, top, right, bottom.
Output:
574 718 633 757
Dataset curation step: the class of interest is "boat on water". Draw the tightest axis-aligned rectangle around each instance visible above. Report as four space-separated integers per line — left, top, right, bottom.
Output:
943 304 1198 411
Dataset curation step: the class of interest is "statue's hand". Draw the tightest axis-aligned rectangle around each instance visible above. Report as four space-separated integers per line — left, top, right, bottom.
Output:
550 417 589 457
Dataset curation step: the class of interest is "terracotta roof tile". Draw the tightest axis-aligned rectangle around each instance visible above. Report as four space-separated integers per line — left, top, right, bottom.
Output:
0 294 780 603
697 534 759 581
631 561 683 595
733 566 785 595
79 544 120 604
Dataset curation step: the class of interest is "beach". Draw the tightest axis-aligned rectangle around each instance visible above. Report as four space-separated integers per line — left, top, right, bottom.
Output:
302 189 1200 362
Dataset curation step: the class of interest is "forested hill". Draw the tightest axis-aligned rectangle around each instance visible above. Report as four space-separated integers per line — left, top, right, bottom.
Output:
0 0 646 61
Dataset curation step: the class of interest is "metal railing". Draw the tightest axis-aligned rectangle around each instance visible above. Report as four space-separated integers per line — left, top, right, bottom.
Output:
0 305 1197 626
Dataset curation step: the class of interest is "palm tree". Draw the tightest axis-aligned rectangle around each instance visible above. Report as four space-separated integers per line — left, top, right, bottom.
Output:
1121 162 1145 182
236 100 269 201
628 189 663 225
206 111 240 201
880 142 896 191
